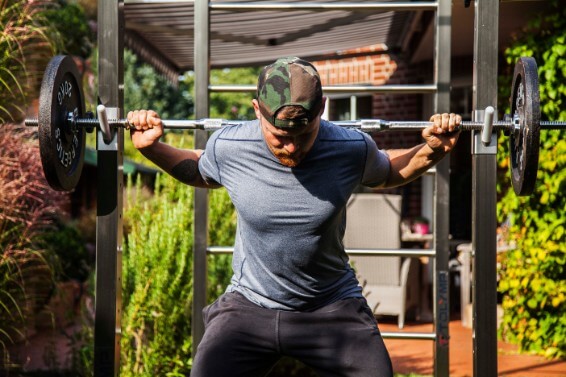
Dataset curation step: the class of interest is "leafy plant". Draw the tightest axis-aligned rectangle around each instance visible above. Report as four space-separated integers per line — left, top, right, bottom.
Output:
207 65 259 120
39 220 91 282
41 0 95 59
119 160 234 376
496 0 566 359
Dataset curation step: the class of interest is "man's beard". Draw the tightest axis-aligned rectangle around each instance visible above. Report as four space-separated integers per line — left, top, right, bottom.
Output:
267 144 301 167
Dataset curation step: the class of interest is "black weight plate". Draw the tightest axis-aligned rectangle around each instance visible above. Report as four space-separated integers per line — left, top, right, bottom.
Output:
38 55 86 191
509 57 540 196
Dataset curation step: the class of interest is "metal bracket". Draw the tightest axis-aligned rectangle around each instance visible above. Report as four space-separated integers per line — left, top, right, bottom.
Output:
97 106 119 151
472 108 497 155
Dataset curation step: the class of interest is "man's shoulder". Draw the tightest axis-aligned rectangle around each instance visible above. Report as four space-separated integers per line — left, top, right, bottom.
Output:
319 120 368 143
213 119 262 142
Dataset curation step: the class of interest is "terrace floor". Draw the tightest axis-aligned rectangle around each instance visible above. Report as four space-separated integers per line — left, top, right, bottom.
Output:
379 318 566 377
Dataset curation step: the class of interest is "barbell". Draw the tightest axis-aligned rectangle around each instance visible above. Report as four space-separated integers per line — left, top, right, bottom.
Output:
24 55 565 195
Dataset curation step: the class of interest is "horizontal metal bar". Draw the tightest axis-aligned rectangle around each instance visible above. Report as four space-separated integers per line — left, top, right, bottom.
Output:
381 331 436 340
24 117 566 132
207 246 435 258
540 121 566 129
346 248 436 257
124 0 439 10
210 2 439 11
209 84 438 94
124 0 193 4
207 246 236 254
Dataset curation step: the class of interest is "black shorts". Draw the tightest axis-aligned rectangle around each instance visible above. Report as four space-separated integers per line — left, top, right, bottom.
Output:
191 292 393 377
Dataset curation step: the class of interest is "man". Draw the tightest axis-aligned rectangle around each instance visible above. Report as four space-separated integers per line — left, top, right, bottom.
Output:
128 57 461 377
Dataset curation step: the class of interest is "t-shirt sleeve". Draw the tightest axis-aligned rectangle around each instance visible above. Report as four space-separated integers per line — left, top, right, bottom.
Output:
198 130 223 186
360 132 390 187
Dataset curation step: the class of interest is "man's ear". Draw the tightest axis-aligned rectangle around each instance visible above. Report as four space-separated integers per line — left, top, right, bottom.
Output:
318 96 327 117
252 99 262 120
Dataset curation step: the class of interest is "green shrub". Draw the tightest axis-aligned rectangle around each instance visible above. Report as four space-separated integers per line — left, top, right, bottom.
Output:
496 0 566 359
120 170 234 376
39 220 91 282
41 0 95 59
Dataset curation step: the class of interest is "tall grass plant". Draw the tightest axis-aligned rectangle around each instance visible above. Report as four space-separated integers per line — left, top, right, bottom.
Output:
120 157 234 376
0 125 69 371
0 0 59 123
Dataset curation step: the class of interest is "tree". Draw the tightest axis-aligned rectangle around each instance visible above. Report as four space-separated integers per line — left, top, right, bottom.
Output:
42 0 95 59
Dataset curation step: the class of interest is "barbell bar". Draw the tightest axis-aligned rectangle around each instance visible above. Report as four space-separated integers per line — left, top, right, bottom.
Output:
23 108 563 132
23 55 565 194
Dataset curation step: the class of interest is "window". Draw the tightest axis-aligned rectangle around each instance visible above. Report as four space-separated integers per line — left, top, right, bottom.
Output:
327 95 372 121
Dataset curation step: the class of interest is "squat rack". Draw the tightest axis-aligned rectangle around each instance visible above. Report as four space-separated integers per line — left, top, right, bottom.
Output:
94 0 499 376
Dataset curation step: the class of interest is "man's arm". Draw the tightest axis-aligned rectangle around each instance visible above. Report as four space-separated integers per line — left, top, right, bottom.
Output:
127 109 220 189
380 113 461 188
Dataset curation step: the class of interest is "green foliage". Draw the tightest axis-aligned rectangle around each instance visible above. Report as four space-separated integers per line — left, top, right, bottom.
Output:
119 165 234 376
0 0 59 123
124 49 193 121
39 220 91 282
496 0 566 359
41 0 94 59
121 173 195 376
179 66 258 120
208 66 259 120
122 49 195 164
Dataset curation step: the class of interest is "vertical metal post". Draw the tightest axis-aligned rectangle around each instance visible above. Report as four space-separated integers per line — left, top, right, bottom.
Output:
472 0 499 375
192 0 210 356
432 1 451 376
350 95 357 120
95 0 124 375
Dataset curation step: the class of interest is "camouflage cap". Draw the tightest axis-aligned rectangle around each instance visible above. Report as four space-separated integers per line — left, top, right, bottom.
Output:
257 57 323 128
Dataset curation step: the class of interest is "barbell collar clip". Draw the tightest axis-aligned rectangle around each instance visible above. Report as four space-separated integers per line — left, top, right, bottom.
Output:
97 105 120 151
481 106 495 146
472 107 497 155
97 104 113 144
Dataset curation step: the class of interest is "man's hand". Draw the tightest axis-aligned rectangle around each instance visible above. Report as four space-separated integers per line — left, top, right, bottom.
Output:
422 113 462 154
127 109 164 150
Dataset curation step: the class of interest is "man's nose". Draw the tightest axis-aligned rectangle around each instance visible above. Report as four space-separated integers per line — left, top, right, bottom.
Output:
283 140 297 153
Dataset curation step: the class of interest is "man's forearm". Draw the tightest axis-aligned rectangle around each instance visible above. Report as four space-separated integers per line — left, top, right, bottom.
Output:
383 143 447 188
139 142 213 188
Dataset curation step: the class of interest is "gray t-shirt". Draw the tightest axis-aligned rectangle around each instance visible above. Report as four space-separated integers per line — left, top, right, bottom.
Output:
198 119 390 311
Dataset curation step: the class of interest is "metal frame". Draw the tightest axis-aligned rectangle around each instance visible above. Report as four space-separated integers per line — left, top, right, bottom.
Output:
191 0 210 354
432 1 451 376
91 0 504 375
94 0 124 376
209 84 438 94
471 0 499 375
210 2 439 11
